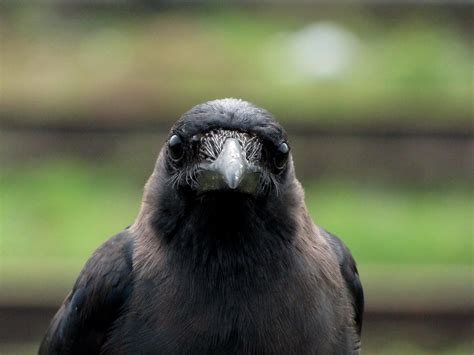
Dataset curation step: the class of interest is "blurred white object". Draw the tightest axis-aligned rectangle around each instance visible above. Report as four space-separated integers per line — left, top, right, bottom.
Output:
287 22 359 80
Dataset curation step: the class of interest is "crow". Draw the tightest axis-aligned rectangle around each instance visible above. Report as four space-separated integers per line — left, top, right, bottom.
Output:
39 98 364 354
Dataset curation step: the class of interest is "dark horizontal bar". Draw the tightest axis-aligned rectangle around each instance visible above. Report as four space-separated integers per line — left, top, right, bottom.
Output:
1 121 473 140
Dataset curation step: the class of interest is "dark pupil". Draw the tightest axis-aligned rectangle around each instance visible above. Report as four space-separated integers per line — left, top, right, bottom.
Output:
274 142 289 169
169 134 184 160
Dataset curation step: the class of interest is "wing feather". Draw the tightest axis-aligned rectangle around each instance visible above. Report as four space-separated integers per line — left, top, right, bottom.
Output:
320 228 364 337
39 231 134 354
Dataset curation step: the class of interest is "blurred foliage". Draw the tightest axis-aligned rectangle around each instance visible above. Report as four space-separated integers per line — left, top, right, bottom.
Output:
2 6 472 126
1 160 471 268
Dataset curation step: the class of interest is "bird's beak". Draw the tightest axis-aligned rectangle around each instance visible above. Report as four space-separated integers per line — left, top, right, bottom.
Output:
197 138 260 193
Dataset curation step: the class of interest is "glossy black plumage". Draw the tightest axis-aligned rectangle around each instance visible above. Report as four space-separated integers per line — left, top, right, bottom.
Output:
40 232 134 354
40 98 364 354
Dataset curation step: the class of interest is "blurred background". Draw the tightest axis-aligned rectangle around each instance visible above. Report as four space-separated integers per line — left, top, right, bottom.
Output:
0 1 472 354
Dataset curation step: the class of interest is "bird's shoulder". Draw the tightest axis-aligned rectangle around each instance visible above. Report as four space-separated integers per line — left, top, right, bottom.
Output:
39 229 135 354
74 229 134 296
319 227 364 337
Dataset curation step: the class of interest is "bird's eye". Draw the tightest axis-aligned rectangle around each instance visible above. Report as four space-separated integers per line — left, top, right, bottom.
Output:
274 142 289 169
168 134 184 161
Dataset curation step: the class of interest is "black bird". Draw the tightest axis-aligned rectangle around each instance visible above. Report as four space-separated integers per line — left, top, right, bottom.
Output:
40 99 364 354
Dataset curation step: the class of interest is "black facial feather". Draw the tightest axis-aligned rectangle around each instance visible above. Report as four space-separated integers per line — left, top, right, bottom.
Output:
40 98 363 355
173 99 287 147
165 100 290 195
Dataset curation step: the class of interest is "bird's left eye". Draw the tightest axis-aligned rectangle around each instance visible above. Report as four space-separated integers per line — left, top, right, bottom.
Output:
168 134 185 161
274 142 289 169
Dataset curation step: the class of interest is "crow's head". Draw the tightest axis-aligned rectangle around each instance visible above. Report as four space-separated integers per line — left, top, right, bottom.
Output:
161 98 292 198
137 99 303 247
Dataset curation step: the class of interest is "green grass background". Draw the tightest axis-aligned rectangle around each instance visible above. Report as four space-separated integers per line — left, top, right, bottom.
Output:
2 160 471 268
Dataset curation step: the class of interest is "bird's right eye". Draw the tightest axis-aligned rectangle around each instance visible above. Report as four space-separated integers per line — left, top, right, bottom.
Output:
168 134 184 161
274 142 289 170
